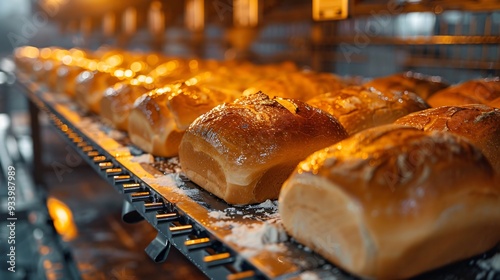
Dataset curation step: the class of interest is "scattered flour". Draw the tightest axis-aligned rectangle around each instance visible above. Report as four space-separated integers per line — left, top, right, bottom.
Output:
224 221 288 252
107 129 126 140
475 253 500 280
298 271 322 280
143 173 199 197
143 173 178 186
208 210 230 220
131 154 154 164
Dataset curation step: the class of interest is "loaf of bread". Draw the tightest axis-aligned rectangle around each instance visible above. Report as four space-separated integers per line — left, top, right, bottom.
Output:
395 104 500 174
243 71 347 100
279 124 500 279
427 77 500 108
364 71 448 100
100 58 208 131
179 92 348 205
307 86 430 135
128 63 289 156
100 77 157 130
75 70 122 114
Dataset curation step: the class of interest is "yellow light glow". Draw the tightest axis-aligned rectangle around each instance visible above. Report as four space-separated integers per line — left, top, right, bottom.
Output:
97 62 108 72
154 65 167 76
124 69 134 78
40 48 52 59
188 60 199 70
137 75 147 82
130 79 139 85
185 0 204 31
146 54 159 66
87 60 98 71
61 55 72 65
185 77 198 86
233 0 259 27
145 76 154 84
69 49 85 59
130 61 144 72
18 46 39 59
105 54 123 67
47 197 78 241
114 69 125 78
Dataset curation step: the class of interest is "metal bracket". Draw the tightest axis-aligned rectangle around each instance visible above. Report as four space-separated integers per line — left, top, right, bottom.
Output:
121 200 144 223
145 233 171 263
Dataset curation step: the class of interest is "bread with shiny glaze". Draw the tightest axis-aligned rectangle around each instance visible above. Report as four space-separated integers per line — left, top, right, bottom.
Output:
364 71 448 100
427 77 500 107
307 86 430 135
179 92 349 205
395 104 500 174
279 124 500 279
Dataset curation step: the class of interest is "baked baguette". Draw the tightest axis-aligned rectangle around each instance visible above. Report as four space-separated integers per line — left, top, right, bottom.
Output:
364 71 448 100
179 92 348 205
307 86 429 135
279 124 500 279
395 104 500 174
427 77 500 108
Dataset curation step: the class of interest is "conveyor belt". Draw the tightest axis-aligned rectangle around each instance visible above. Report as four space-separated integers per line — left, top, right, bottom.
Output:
14 71 500 280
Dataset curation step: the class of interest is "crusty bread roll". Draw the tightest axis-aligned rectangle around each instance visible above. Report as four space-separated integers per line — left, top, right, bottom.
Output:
364 71 448 100
279 124 500 279
307 86 430 135
179 92 348 205
427 77 500 108
395 104 500 174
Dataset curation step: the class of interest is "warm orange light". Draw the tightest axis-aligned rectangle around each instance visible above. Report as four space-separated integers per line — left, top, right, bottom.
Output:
47 197 78 241
105 54 123 68
124 69 134 78
40 48 52 60
114 69 125 78
130 61 144 72
188 60 199 70
17 46 39 59
185 0 204 31
123 7 137 34
233 0 259 27
86 60 98 71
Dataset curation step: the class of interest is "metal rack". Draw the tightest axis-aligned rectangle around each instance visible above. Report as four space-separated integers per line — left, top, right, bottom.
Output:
12 67 500 280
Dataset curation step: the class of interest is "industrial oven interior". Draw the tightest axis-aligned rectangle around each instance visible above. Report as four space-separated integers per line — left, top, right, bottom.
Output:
0 0 499 280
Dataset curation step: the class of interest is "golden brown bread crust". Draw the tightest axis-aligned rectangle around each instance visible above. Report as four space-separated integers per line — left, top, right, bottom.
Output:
75 70 121 114
364 71 448 100
279 124 500 279
395 104 500 174
427 77 500 107
179 92 349 205
307 86 430 135
100 79 156 130
243 71 347 101
128 85 184 157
